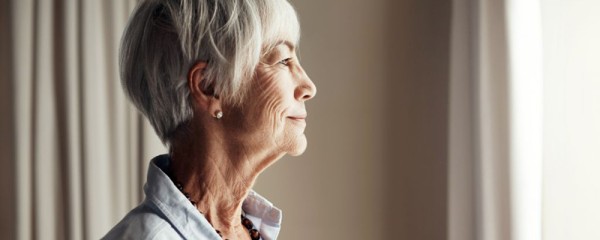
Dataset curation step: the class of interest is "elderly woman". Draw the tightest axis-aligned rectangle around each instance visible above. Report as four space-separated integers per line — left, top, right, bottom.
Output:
103 0 316 239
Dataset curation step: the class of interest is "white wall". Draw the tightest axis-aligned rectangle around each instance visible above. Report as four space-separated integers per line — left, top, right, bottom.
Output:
542 1 600 239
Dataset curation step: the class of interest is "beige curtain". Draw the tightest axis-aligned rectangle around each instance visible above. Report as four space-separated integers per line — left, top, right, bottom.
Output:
2 0 166 239
448 0 543 240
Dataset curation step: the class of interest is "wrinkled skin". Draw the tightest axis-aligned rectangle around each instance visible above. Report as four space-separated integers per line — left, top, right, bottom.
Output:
224 41 316 160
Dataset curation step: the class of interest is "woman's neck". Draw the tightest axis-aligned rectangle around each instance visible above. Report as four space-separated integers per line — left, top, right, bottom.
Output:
168 126 283 238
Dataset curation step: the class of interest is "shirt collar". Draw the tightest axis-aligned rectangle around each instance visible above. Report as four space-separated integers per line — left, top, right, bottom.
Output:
144 154 283 240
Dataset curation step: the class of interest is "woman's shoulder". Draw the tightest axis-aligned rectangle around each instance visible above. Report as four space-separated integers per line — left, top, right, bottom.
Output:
102 203 181 240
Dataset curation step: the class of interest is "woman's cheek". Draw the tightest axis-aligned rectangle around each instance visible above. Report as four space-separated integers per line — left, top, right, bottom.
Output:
256 85 282 126
266 99 286 134
252 68 291 136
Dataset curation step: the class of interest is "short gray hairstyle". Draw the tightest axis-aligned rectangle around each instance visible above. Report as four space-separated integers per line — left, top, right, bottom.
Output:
120 0 300 144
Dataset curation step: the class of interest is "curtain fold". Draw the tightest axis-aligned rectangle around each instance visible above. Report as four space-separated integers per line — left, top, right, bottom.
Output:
447 0 475 239
10 0 166 239
448 0 543 240
0 0 17 239
505 1 543 239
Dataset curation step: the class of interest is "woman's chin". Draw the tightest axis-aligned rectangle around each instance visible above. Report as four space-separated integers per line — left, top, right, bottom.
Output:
287 135 308 156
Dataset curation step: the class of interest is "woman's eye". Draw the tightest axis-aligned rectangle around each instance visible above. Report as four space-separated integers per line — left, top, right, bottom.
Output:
278 58 292 66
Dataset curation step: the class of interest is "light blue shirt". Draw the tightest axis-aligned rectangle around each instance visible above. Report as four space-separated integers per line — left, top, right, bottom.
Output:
103 155 282 240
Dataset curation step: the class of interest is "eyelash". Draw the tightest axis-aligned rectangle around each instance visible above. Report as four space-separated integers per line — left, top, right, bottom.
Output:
278 58 292 66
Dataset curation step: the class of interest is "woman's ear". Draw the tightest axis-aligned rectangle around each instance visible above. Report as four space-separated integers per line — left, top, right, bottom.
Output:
188 62 222 116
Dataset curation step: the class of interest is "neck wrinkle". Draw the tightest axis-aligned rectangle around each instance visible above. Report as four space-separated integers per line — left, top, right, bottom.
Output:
168 124 275 238
165 115 285 239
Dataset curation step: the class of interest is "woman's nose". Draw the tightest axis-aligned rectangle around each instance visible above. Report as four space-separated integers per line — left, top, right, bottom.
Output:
295 68 317 101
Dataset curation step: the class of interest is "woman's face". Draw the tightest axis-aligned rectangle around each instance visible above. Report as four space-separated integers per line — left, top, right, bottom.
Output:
224 41 316 157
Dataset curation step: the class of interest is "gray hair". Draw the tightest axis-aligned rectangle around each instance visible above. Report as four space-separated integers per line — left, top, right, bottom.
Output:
120 0 300 144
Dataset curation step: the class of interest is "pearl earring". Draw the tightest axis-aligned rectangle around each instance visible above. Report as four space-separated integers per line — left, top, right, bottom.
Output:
215 111 223 119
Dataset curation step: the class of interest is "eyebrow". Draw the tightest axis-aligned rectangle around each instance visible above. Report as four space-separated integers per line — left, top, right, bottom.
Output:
275 40 296 51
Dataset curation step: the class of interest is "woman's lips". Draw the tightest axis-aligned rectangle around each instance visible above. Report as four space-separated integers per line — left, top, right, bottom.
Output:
288 116 306 120
287 114 307 120
287 115 307 124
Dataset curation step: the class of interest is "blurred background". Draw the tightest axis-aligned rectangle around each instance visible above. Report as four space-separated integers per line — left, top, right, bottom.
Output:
1 0 599 239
